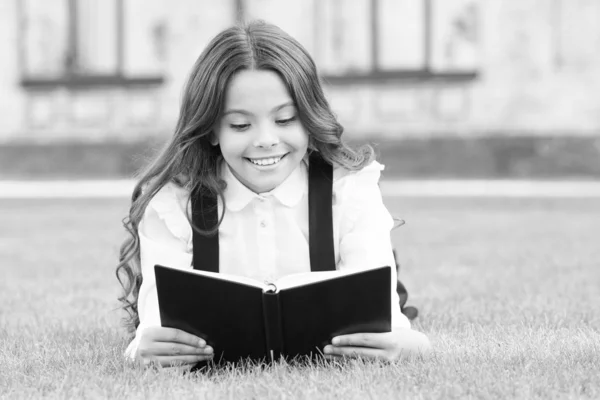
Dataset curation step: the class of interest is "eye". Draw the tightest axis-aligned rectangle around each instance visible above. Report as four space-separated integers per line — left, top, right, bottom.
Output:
276 116 297 126
230 123 250 131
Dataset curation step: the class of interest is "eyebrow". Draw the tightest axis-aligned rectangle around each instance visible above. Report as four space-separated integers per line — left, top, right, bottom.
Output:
223 101 295 116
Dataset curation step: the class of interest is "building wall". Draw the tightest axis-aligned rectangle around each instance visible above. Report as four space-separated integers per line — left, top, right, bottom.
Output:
323 0 600 137
0 0 599 143
474 0 600 135
0 0 24 138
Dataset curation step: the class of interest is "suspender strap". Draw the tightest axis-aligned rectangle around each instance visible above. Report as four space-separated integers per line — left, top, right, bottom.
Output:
308 152 336 272
190 152 336 273
191 189 219 273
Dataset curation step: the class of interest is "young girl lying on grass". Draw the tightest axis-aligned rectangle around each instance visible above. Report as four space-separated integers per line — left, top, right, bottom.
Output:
116 20 431 368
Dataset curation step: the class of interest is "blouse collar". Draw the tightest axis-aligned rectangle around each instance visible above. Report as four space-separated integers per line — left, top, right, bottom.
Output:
222 158 308 212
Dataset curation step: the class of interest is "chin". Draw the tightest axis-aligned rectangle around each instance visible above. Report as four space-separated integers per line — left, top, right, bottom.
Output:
253 179 281 193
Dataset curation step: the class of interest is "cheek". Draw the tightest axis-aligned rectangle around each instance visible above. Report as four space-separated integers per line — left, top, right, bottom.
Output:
291 127 310 150
218 132 249 159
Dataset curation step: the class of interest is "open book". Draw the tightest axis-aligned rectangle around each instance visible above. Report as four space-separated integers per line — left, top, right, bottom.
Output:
155 264 392 364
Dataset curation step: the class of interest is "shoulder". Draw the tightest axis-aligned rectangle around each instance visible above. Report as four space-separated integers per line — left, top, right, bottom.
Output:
331 160 392 232
332 160 385 193
146 181 191 216
331 160 387 215
143 181 192 240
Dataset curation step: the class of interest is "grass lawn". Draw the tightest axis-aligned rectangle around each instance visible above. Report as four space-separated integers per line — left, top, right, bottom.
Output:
1 196 599 399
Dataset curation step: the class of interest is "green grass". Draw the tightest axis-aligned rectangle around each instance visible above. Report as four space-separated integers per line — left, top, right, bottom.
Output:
1 197 599 399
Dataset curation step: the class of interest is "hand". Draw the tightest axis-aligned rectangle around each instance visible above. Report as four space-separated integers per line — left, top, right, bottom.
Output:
323 328 431 361
135 326 214 368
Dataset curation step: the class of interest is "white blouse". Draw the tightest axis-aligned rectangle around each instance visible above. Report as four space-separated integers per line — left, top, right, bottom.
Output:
125 158 411 358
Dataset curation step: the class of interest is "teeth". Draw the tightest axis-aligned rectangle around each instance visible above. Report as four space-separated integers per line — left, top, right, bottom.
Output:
249 156 282 166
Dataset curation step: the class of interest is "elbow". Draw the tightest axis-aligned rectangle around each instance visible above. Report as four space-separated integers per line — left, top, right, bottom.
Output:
393 327 432 359
414 330 432 356
407 329 432 358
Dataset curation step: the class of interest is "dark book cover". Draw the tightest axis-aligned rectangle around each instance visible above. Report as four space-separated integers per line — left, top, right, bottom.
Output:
155 265 392 364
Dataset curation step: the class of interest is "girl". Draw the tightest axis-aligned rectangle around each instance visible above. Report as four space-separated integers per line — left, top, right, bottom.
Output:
116 21 430 368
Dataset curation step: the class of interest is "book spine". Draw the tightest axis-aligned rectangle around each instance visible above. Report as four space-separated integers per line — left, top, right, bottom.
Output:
262 291 284 362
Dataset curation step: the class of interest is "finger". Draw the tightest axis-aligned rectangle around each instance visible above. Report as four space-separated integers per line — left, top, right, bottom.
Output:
148 354 214 368
161 354 214 367
145 327 206 347
324 345 384 360
148 342 214 357
331 332 391 349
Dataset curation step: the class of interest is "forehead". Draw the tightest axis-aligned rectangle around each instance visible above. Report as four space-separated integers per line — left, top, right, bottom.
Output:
224 69 292 111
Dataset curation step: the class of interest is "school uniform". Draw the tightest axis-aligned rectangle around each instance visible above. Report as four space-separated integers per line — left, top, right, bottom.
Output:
125 158 411 359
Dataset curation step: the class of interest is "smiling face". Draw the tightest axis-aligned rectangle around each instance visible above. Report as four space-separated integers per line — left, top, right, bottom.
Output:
213 69 309 194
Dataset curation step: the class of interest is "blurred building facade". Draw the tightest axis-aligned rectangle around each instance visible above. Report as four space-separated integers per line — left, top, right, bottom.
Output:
0 0 599 143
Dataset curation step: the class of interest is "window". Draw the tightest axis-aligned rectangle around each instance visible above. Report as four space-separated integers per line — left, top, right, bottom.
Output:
315 0 480 83
20 0 165 87
430 0 479 72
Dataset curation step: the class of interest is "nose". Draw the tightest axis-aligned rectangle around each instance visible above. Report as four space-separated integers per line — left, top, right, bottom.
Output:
253 125 279 148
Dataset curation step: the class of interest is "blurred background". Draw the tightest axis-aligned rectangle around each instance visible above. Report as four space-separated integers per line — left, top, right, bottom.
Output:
0 0 599 179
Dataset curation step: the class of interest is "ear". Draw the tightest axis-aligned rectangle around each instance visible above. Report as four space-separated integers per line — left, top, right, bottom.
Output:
209 131 219 146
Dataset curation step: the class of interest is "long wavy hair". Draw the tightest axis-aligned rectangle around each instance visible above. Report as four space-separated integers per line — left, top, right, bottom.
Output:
116 21 375 334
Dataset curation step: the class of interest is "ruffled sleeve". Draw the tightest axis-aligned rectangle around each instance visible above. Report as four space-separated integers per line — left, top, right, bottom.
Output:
124 182 194 359
333 161 411 330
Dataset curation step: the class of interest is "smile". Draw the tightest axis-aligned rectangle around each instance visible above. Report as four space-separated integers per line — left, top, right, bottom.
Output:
246 154 287 166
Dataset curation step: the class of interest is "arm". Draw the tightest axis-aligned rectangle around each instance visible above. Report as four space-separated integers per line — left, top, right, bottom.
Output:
330 163 431 360
125 185 213 367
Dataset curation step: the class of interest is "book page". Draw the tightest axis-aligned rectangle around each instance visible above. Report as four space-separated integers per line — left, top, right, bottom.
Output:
273 265 391 291
157 265 267 289
156 264 391 292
